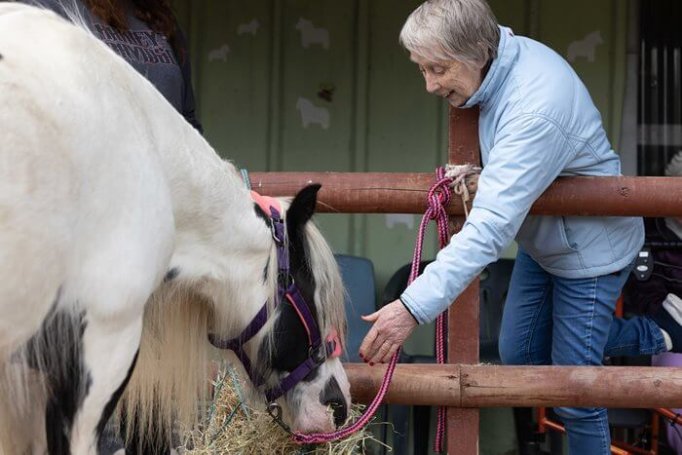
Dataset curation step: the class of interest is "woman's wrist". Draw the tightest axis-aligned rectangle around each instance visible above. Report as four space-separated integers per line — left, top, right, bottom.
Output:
399 297 419 324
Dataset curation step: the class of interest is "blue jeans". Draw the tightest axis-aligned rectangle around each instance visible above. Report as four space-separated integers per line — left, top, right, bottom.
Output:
499 249 666 454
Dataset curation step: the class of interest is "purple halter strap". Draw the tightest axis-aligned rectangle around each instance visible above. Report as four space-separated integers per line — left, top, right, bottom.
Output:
208 194 341 404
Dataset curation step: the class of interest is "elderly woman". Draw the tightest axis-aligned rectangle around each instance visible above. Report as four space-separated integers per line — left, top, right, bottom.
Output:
358 0 682 453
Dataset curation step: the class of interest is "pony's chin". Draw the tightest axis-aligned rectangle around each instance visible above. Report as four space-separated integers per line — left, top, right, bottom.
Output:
291 407 336 434
286 393 337 433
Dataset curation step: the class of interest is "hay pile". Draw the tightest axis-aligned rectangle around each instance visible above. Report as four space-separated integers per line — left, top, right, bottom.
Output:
182 364 387 454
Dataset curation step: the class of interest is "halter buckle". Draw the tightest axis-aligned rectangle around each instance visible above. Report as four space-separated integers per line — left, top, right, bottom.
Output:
310 344 326 365
267 402 282 419
266 402 292 434
270 217 285 245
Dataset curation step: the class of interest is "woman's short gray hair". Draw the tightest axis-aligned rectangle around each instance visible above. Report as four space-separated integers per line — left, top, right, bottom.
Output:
400 0 500 67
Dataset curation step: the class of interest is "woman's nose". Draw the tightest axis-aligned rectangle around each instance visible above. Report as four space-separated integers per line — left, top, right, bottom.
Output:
424 73 440 94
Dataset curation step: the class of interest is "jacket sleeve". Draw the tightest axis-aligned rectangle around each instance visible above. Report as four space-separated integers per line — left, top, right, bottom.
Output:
401 113 577 324
175 26 204 134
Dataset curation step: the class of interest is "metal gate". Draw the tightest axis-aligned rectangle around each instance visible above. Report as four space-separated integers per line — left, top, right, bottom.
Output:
639 0 682 176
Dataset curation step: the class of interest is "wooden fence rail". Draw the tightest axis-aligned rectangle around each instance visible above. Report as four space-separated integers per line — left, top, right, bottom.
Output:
249 172 682 216
345 363 682 408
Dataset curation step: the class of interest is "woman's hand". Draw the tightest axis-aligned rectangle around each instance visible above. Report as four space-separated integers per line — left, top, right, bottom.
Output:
358 299 418 364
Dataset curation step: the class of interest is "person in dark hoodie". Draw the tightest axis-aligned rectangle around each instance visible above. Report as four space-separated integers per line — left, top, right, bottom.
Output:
28 0 202 133
621 151 682 455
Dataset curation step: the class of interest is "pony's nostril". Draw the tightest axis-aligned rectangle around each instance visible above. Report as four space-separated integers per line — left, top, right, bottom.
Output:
326 399 347 427
320 376 348 427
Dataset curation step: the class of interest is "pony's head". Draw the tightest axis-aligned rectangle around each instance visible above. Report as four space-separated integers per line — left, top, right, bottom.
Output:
211 184 350 434
122 183 350 444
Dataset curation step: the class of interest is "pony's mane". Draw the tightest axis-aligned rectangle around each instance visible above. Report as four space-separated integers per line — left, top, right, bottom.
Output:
301 221 347 346
283 196 346 342
24 0 95 34
251 198 347 382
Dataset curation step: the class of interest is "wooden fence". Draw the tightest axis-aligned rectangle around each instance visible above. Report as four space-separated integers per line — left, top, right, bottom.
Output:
251 107 682 454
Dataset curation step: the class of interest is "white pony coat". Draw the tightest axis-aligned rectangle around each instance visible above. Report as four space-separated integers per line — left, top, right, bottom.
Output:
0 4 349 454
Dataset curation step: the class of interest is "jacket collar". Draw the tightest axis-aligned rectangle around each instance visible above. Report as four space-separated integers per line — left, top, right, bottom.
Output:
461 26 518 109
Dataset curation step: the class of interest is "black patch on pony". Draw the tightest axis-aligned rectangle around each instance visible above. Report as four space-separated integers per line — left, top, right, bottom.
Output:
266 184 324 380
121 401 172 455
0 53 3 61
253 202 274 282
320 376 348 427
164 267 180 282
253 203 270 223
23 287 61 372
24 309 89 455
95 350 139 448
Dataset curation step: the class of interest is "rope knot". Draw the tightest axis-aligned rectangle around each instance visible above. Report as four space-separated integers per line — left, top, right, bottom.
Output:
426 182 451 221
444 163 481 217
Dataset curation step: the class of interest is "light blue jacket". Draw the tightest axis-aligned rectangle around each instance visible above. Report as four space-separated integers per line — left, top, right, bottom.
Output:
402 26 644 325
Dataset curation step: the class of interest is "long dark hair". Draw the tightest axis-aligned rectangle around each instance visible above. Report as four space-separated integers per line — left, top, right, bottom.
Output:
84 0 183 60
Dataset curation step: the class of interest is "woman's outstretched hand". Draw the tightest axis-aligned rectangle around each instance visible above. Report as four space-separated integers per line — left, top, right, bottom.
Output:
358 299 418 364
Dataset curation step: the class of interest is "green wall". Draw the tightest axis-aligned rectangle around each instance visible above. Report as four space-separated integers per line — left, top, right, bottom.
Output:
174 0 629 357
171 2 629 453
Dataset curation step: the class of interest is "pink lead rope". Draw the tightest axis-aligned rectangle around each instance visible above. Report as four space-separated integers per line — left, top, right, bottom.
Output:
292 350 400 445
409 167 453 453
293 166 476 450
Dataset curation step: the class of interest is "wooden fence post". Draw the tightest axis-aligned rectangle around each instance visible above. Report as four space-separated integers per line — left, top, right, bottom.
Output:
446 106 481 455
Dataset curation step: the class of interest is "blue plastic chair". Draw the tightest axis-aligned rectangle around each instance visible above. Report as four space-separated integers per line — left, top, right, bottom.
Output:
334 254 376 363
334 254 391 454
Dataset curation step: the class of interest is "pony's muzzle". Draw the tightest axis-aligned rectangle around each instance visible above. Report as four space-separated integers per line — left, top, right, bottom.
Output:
320 376 348 427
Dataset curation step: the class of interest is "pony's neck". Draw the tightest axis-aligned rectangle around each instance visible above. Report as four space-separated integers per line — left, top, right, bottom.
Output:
139 91 272 304
68 23 278 336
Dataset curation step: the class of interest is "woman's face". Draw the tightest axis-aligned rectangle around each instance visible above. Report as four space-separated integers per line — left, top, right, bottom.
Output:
410 52 485 107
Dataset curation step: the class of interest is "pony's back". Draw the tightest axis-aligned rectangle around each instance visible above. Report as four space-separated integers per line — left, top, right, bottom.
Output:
0 4 176 354
0 5 87 351
0 5 183 452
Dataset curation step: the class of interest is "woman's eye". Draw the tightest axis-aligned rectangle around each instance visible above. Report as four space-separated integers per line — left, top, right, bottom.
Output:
432 66 445 75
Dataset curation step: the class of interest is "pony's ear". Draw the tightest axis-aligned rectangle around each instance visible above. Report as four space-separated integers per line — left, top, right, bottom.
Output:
286 184 321 240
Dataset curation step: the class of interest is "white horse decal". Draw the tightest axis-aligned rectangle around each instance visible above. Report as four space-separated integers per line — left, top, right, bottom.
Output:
296 97 331 129
0 4 349 454
567 30 603 63
237 18 260 36
208 43 231 62
295 18 330 50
